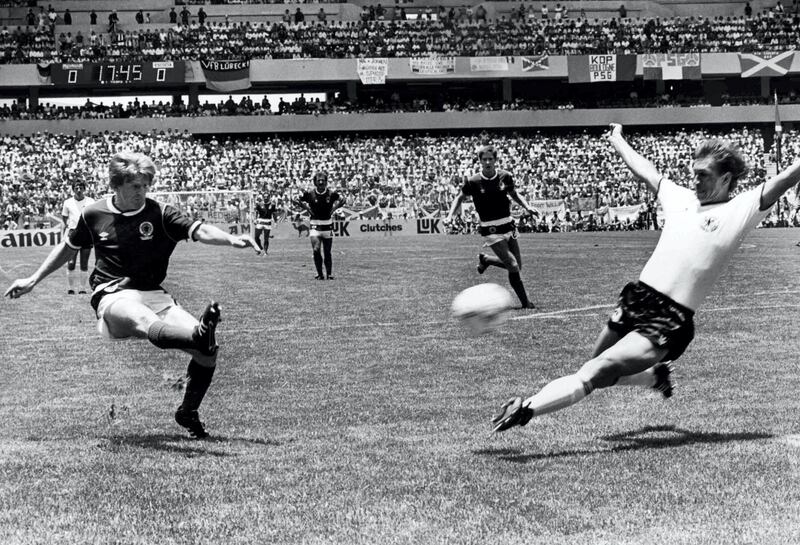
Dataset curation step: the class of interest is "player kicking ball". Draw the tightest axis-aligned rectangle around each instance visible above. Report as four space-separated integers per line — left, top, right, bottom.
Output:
492 123 800 433
5 151 261 439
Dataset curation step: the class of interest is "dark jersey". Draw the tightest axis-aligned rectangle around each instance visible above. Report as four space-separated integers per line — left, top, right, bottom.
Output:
255 202 277 226
299 189 341 221
66 197 200 291
461 170 515 222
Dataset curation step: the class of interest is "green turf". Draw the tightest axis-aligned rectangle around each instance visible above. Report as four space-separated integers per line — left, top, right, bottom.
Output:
1 231 799 544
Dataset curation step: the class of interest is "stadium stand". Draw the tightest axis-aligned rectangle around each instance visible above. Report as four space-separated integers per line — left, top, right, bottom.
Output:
1 0 799 232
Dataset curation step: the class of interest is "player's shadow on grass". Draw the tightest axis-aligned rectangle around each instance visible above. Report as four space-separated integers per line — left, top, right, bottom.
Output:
103 433 281 457
475 425 773 463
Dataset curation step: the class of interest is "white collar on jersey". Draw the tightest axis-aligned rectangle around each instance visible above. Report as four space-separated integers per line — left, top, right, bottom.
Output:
107 196 146 216
480 172 499 181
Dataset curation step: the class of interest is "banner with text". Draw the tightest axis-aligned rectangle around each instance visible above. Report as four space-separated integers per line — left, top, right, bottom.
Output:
357 58 388 84
567 55 636 83
469 56 511 72
200 59 251 92
409 56 456 75
0 228 62 249
642 53 701 80
269 218 446 239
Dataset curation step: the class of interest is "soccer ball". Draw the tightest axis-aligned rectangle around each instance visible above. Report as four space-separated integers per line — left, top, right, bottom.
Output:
451 283 514 335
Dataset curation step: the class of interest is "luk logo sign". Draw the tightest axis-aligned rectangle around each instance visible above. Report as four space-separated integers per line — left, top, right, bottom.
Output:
332 221 350 237
416 219 441 234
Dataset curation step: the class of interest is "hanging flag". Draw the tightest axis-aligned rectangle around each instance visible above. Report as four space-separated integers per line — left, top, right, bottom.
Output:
200 59 250 92
36 62 52 85
521 55 549 72
642 53 701 80
738 51 794 78
567 55 636 83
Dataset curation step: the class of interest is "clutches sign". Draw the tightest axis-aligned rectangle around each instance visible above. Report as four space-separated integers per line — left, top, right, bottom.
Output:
1 228 62 248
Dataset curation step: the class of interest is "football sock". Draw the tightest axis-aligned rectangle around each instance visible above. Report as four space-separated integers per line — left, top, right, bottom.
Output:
262 231 270 253
79 270 89 291
147 321 198 351
508 271 531 306
523 372 594 417
313 251 324 277
483 255 506 269
322 239 333 276
66 269 76 291
181 359 216 411
616 367 656 387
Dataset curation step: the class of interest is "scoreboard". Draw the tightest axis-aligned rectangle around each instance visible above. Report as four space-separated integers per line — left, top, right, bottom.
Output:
50 61 185 86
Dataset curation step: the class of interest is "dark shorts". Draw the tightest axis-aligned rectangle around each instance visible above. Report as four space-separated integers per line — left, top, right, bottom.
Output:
607 281 695 361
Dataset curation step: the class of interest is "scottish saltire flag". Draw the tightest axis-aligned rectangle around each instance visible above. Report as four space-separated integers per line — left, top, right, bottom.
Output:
521 55 549 72
200 60 251 92
738 51 794 78
567 55 636 83
642 53 701 80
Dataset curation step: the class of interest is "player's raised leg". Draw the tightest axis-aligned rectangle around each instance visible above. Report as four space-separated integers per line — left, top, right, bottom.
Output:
492 331 667 432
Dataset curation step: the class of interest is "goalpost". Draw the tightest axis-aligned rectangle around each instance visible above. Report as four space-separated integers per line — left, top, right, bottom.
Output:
148 190 255 236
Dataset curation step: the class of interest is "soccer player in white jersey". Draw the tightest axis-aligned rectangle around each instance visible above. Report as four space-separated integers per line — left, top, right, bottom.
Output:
61 180 95 294
5 151 261 439
492 123 800 433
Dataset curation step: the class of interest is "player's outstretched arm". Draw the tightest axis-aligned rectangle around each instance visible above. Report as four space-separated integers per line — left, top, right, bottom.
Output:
446 193 464 223
760 158 800 210
4 242 77 299
508 189 540 218
192 223 262 254
605 123 663 194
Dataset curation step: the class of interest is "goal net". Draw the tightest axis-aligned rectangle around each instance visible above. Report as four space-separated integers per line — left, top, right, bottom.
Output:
148 190 254 236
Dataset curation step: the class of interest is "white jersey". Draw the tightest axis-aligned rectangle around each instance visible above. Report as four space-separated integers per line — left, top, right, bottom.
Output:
61 196 95 229
639 179 770 311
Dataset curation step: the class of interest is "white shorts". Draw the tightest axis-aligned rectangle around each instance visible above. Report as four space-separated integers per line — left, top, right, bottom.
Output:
309 228 333 239
96 288 178 339
482 230 518 247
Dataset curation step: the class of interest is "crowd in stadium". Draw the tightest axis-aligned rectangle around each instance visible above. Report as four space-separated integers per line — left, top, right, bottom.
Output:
0 92 792 121
1 4 798 63
2 127 797 233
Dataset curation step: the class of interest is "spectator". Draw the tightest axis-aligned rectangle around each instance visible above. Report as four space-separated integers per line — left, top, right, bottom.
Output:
169 8 177 25
618 4 627 18
89 10 97 26
745 1 753 17
198 7 207 26
135 10 144 25
294 8 305 24
63 9 71 26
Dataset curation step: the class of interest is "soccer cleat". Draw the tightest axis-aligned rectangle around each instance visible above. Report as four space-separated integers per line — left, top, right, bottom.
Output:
67 289 76 295
491 397 534 433
193 301 220 356
652 362 674 398
314 275 325 280
326 275 335 280
518 301 537 310
78 290 87 295
476 254 488 275
174 407 209 439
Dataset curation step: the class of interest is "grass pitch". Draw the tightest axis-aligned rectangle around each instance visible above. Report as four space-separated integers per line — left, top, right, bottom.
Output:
1 231 799 544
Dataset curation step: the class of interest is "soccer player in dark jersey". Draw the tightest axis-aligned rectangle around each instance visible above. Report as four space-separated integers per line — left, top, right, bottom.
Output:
294 171 345 280
254 194 277 255
446 144 539 309
4 151 260 439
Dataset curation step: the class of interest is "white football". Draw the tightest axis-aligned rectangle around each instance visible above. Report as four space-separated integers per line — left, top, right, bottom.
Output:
451 283 514 335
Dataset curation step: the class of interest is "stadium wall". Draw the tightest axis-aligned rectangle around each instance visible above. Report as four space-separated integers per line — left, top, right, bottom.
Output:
0 106 796 136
